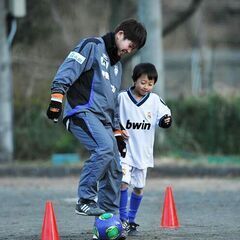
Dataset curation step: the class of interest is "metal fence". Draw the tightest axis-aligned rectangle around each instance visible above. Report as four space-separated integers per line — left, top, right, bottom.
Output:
123 49 240 99
164 49 240 99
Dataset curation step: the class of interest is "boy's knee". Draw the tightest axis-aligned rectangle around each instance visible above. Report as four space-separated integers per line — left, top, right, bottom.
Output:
133 187 144 196
121 182 129 191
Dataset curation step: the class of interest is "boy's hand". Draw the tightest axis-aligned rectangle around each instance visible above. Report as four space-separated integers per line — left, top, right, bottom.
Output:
159 114 172 128
114 130 127 158
46 93 64 122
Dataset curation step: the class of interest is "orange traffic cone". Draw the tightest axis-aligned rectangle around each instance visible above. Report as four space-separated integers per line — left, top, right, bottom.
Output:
160 186 180 228
41 201 60 240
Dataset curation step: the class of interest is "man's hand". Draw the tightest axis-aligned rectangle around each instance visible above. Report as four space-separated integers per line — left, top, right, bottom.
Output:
159 114 172 128
46 93 64 122
114 130 127 158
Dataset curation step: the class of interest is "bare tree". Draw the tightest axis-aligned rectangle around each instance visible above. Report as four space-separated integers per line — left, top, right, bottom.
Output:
163 0 203 37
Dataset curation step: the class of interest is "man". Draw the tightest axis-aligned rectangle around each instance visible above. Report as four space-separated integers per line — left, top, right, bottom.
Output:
46 19 147 220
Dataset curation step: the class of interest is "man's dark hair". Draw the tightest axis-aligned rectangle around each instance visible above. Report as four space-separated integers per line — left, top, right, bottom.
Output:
132 63 158 83
114 19 147 50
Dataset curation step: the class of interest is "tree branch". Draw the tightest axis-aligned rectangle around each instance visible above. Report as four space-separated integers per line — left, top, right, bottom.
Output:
163 0 204 37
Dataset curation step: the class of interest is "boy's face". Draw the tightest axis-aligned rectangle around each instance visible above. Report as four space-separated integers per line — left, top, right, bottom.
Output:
115 31 136 57
134 74 155 97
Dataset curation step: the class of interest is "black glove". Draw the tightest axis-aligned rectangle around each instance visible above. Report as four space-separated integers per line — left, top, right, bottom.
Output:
114 130 127 158
46 93 63 122
159 114 172 128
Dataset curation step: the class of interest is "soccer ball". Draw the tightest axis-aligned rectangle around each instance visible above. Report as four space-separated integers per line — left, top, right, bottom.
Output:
93 213 123 240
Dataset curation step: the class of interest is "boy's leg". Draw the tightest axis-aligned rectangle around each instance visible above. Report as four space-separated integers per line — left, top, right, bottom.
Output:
119 163 132 221
119 187 129 221
128 168 147 225
128 190 143 223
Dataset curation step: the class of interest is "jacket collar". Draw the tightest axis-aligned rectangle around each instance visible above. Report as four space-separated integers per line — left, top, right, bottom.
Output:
102 32 120 66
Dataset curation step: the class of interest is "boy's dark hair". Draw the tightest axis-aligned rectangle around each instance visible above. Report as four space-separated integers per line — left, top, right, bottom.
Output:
132 63 158 83
115 19 147 50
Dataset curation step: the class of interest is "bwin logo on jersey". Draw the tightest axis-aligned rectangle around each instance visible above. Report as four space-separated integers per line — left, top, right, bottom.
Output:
126 119 151 130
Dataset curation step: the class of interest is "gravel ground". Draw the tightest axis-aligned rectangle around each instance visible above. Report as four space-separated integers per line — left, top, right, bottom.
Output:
0 177 240 240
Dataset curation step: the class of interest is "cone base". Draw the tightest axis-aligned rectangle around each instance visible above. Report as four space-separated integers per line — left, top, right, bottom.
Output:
160 225 180 229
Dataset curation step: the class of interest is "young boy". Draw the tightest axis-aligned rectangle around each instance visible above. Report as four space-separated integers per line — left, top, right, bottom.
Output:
117 63 172 235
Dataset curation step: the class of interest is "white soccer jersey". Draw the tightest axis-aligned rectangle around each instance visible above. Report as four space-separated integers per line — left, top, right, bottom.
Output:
118 87 171 169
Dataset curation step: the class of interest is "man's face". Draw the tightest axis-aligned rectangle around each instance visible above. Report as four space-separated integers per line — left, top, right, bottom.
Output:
115 31 137 57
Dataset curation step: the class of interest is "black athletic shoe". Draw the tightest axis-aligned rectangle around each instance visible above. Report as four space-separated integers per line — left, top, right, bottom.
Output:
121 220 130 232
75 200 105 216
128 222 139 236
117 229 128 240
117 220 129 240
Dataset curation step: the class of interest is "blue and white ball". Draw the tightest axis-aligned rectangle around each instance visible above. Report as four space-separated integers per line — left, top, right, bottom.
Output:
93 213 123 240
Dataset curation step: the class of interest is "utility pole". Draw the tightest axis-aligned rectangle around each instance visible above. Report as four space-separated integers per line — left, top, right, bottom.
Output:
0 1 13 163
138 0 166 146
138 0 165 98
0 0 26 163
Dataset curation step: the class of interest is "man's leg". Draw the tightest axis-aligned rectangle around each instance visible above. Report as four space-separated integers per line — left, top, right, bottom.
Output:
69 112 114 215
97 131 128 239
97 126 123 213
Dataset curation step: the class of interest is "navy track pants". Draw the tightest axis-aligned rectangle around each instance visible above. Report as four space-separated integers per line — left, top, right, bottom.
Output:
69 111 122 213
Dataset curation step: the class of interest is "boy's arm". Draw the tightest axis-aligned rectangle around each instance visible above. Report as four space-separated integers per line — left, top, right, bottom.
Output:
157 97 172 128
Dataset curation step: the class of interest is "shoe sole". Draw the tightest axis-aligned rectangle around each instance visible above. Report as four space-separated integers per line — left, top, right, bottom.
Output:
75 209 88 216
118 236 127 240
75 209 104 216
128 230 139 236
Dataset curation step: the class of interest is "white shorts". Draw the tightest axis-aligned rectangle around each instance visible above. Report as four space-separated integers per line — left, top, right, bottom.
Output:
121 163 147 188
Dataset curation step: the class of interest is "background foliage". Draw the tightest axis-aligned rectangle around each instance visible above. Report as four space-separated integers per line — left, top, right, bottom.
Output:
14 95 240 160
9 0 240 160
158 94 240 156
